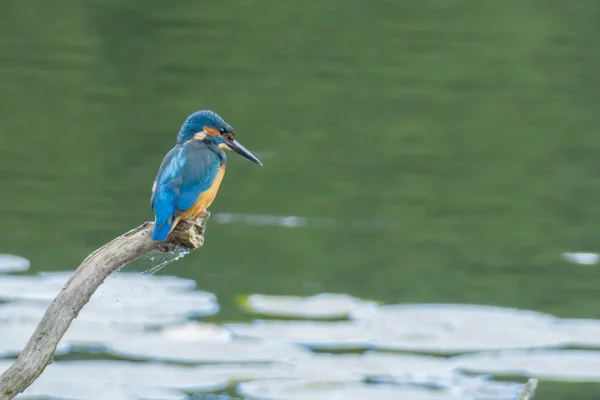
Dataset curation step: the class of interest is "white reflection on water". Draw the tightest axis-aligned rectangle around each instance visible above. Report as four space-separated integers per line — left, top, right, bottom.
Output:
0 254 29 273
0 271 217 325
161 322 232 342
241 293 377 319
452 349 600 382
212 213 398 231
106 335 312 364
239 381 468 400
0 268 218 356
225 320 372 350
350 303 569 354
0 354 527 400
7 256 599 399
561 252 599 265
226 303 577 354
1 360 229 398
0 322 70 358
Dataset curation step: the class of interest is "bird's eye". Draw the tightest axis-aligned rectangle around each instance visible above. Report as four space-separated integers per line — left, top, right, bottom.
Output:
219 128 227 134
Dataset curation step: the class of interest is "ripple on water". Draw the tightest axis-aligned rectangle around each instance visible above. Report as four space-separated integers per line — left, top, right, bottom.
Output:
0 254 30 273
241 293 377 319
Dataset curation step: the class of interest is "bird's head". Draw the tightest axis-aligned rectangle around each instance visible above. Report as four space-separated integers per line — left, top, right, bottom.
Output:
177 110 262 165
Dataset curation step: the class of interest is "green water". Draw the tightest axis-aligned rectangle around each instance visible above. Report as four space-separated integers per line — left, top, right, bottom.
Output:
2 1 600 398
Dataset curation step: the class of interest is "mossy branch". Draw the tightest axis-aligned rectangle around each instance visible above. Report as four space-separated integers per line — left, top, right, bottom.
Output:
0 213 210 400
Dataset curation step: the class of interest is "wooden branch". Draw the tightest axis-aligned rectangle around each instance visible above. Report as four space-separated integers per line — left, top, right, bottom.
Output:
0 213 210 400
517 378 538 400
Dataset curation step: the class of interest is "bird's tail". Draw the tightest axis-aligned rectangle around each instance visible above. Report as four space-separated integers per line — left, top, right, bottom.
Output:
152 216 177 241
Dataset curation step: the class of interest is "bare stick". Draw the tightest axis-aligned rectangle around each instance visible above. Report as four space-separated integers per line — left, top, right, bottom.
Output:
0 213 210 400
518 378 539 400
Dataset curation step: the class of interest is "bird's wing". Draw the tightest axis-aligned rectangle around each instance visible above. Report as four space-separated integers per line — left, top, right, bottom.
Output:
151 142 222 219
150 146 180 210
175 142 222 213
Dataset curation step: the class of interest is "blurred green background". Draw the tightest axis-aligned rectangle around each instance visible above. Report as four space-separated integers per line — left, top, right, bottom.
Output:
2 1 600 398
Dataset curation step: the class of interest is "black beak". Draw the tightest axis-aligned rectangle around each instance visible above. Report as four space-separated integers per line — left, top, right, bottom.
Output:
226 139 262 165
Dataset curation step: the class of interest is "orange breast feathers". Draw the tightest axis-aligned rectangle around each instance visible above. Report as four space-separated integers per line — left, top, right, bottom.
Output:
179 163 226 220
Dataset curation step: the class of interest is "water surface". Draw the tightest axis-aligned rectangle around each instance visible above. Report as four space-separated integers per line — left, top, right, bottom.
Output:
2 1 600 398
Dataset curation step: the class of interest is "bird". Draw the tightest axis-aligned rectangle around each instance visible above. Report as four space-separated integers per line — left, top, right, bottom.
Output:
150 110 262 241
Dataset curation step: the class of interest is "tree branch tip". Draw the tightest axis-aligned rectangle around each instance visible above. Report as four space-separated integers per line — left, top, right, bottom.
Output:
161 212 210 250
0 211 212 399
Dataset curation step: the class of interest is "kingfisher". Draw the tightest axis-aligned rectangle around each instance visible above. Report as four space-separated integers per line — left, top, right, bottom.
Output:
150 110 262 241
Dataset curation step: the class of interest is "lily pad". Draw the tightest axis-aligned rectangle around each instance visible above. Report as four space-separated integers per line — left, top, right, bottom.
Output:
161 322 232 342
107 334 311 364
224 320 371 349
63 320 145 350
0 275 64 302
24 360 228 393
294 352 456 380
452 349 600 382
242 293 377 319
21 379 188 400
553 318 600 348
0 322 70 357
64 322 230 352
375 371 527 399
198 352 488 390
0 254 29 273
194 364 298 383
352 303 557 327
352 304 568 354
0 271 205 301
288 352 527 399
0 272 218 327
238 380 471 400
562 252 599 265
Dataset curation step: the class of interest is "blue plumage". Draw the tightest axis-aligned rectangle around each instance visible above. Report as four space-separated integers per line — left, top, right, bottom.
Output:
177 110 233 143
150 110 262 241
152 217 175 242
151 140 225 241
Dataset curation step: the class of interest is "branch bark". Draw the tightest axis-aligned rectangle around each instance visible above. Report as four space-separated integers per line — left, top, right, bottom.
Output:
517 378 538 400
0 213 210 400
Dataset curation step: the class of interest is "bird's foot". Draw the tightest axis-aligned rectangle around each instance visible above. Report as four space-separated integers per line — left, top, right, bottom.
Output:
164 212 210 250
